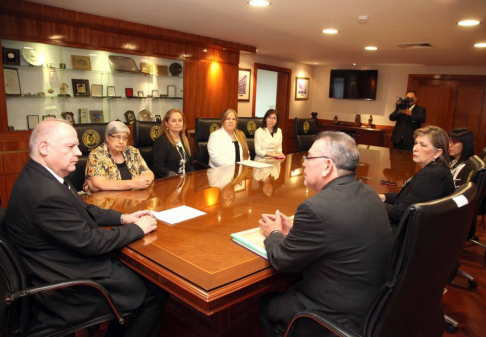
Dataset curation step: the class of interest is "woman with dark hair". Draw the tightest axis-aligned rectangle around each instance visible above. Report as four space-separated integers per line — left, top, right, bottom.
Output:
208 109 250 168
449 127 475 188
152 109 194 178
379 126 454 228
254 109 285 160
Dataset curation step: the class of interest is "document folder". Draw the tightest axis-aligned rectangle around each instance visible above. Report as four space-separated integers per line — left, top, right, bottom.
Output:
230 227 267 259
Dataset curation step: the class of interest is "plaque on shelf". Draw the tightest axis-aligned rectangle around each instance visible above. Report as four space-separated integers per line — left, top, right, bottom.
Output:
125 110 136 124
61 112 75 125
58 83 70 97
140 62 153 74
2 47 20 65
80 108 88 123
4 68 21 96
107 86 116 97
42 114 56 121
72 79 90 96
27 115 39 130
91 84 103 97
138 91 144 98
108 55 139 73
167 85 176 98
125 88 134 98
138 109 152 121
90 110 104 123
155 115 161 122
71 55 91 71
152 90 159 98
169 63 182 77
156 65 169 76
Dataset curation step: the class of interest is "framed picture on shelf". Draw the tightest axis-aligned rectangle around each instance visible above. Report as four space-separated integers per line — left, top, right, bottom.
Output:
152 90 159 98
125 110 136 124
138 91 144 98
238 68 251 101
155 115 161 122
295 77 310 100
4 68 21 96
79 108 88 123
27 115 39 130
91 84 103 97
140 62 153 74
71 55 91 71
167 85 176 98
156 65 169 76
2 47 20 65
89 110 104 123
107 86 116 97
42 114 56 121
72 79 90 96
139 109 152 121
61 112 75 125
125 88 134 98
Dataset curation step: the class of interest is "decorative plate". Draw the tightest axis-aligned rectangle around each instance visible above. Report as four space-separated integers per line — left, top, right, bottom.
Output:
169 63 182 77
22 48 45 66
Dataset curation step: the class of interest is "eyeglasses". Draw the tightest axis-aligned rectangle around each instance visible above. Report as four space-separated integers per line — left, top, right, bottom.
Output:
109 134 129 141
302 155 329 163
267 117 277 120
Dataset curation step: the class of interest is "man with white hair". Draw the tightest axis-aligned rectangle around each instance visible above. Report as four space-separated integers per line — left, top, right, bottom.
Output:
258 131 393 336
5 119 168 337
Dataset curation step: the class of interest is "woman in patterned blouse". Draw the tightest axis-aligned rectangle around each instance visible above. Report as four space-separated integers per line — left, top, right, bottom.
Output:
83 121 154 193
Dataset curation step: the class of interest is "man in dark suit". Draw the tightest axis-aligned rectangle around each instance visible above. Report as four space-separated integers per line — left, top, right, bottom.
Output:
390 90 426 150
5 119 168 337
258 131 393 336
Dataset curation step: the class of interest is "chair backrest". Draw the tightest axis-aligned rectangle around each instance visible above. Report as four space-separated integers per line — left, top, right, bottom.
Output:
68 123 108 191
237 117 262 159
479 146 486 163
195 118 220 166
360 183 478 337
133 120 162 169
294 118 317 152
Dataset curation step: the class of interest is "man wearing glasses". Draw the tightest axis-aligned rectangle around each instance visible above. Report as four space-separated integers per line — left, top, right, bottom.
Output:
258 131 393 336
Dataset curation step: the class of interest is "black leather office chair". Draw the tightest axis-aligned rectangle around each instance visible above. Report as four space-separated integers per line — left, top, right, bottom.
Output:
479 146 486 163
194 118 220 169
133 120 161 169
0 208 131 337
294 118 317 152
237 117 262 160
285 183 478 337
68 123 108 192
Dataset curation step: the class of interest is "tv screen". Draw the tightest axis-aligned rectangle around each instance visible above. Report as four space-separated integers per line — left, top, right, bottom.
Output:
329 69 378 100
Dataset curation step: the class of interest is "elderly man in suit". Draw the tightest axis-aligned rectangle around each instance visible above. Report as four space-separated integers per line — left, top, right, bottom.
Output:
258 131 393 336
389 90 427 150
5 119 168 337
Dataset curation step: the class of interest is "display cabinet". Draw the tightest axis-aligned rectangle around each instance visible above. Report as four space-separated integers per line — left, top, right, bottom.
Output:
2 39 184 131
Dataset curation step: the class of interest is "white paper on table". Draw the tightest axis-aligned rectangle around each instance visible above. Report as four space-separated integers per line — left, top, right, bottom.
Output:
151 205 206 225
237 160 273 168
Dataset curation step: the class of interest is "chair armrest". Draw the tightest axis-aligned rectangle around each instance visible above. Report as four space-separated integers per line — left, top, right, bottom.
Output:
285 310 361 337
5 279 126 325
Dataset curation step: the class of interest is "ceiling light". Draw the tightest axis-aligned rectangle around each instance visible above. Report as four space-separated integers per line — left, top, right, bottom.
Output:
248 0 271 6
322 29 338 34
202 48 208 52
315 62 319 65
353 63 357 65
458 20 480 26
365 46 378 50
474 42 486 48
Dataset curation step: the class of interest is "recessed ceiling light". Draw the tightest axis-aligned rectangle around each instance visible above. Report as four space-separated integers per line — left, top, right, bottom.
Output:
247 0 271 6
322 29 338 34
353 63 357 65
202 48 208 52
315 62 319 65
458 20 480 26
474 42 486 48
365 46 378 50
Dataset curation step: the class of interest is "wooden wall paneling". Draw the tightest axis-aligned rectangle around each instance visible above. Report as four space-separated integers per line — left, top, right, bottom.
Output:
276 72 291 154
411 78 452 130
183 59 239 129
2 151 29 175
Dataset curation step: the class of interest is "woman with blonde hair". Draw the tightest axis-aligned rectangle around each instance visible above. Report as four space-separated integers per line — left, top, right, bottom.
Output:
152 109 194 178
208 109 250 168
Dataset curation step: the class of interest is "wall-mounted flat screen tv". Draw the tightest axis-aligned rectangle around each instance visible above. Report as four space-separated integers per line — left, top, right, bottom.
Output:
329 69 378 100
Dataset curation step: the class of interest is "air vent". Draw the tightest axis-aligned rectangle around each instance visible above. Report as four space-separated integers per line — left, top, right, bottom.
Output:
397 43 435 49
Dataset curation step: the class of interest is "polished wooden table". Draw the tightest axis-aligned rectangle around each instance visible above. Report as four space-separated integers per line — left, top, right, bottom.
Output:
83 146 419 335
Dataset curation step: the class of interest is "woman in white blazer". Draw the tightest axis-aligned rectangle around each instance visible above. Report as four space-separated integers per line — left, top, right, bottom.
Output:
208 109 250 168
254 109 285 160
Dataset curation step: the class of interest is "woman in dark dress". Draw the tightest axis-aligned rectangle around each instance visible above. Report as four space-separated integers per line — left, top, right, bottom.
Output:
448 128 474 188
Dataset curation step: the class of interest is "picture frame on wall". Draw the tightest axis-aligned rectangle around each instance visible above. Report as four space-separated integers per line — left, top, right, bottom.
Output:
71 55 92 71
2 47 20 65
238 68 251 101
72 79 90 96
91 84 103 97
4 68 21 96
107 86 116 97
295 77 310 100
27 115 39 130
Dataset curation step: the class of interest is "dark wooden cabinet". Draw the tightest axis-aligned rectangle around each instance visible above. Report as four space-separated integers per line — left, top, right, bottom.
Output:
318 123 385 146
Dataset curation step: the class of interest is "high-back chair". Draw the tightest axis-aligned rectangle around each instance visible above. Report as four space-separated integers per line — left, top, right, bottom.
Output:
68 123 108 192
237 117 262 160
194 118 220 168
294 118 317 152
133 120 162 169
285 183 478 337
0 208 131 337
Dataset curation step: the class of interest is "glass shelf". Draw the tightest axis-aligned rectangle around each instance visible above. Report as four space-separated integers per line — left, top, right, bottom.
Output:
7 95 183 100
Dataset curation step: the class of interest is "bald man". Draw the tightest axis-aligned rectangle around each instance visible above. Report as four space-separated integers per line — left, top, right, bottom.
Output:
5 119 168 337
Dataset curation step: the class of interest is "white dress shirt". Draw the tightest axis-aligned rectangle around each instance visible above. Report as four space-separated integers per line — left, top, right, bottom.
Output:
208 128 244 168
254 127 283 160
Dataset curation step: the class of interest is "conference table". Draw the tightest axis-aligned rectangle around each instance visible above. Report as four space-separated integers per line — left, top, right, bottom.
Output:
83 145 419 336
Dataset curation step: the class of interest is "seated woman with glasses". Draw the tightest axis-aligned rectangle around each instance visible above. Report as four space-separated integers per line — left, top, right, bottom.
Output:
449 127 475 188
152 109 194 178
254 109 285 160
208 109 250 168
378 126 454 231
83 121 154 193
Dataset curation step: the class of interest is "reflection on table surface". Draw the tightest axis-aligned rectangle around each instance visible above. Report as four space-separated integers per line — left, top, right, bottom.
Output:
83 147 418 313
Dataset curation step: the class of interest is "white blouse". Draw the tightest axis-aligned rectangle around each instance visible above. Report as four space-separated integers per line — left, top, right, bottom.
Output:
208 128 244 168
254 127 283 159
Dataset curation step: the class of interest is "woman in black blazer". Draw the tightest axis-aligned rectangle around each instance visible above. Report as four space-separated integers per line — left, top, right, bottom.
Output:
152 109 194 178
379 126 455 227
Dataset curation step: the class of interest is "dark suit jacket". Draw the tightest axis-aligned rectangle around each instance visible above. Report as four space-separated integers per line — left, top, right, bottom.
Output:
389 105 426 147
264 174 393 333
384 163 455 225
152 134 194 179
5 159 146 326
